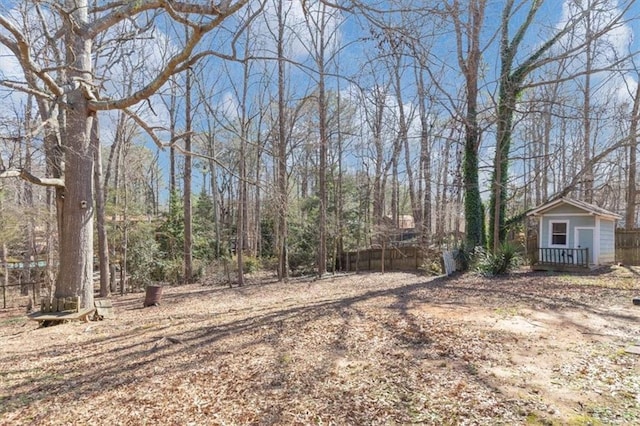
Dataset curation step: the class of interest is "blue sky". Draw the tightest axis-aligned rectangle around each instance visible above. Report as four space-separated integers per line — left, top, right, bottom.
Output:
1 0 640 206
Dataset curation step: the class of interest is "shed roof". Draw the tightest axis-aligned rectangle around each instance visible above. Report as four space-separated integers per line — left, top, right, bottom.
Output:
527 197 622 220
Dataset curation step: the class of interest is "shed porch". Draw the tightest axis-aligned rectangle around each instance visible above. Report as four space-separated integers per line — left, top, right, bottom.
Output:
529 247 591 272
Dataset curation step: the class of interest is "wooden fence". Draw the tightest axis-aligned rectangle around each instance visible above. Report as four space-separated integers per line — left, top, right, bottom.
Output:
340 246 423 272
339 246 460 274
0 281 42 309
616 229 640 265
343 228 640 271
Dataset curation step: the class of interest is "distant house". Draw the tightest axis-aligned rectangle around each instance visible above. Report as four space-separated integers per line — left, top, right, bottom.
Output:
396 215 415 229
527 197 621 270
373 215 417 247
380 215 415 229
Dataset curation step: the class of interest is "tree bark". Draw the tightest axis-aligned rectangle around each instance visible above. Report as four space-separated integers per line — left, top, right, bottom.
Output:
22 96 34 295
184 64 193 283
236 30 252 287
626 79 640 229
582 2 594 203
416 66 432 248
93 114 110 297
276 0 289 281
55 0 95 308
315 12 328 278
449 0 486 249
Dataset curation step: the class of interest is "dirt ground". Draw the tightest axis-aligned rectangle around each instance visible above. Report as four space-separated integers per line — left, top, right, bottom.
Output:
1 267 640 425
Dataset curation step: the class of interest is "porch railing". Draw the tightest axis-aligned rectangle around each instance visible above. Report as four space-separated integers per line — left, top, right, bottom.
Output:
533 247 589 268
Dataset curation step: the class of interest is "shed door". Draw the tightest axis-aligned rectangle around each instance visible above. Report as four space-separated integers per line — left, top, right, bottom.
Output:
575 228 595 265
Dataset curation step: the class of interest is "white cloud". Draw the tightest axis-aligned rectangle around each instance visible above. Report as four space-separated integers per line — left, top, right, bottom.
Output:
251 0 343 60
559 0 632 67
0 44 27 114
97 23 181 100
555 0 636 104
615 74 638 104
0 44 22 81
0 6 35 110
220 90 240 120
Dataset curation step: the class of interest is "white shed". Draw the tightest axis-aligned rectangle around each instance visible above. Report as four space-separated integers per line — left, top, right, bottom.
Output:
527 197 621 270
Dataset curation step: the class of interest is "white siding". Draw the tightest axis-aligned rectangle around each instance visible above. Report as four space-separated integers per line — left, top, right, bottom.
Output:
539 215 617 265
544 204 590 215
599 219 616 263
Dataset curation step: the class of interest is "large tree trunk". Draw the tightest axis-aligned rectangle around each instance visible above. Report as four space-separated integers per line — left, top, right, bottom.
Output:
626 78 640 229
55 0 94 308
450 0 487 249
489 81 517 252
416 68 432 248
56 109 95 308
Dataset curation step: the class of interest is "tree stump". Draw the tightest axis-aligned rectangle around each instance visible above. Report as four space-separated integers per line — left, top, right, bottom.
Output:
144 285 163 307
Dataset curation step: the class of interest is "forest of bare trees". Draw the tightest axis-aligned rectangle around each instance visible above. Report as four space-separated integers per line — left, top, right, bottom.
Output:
0 0 639 305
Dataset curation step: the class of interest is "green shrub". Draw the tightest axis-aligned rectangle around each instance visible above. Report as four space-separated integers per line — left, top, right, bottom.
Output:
127 223 161 289
288 250 316 276
473 243 522 276
151 258 184 284
260 256 279 273
242 256 261 274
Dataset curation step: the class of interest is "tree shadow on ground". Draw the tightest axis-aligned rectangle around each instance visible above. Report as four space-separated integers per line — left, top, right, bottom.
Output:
1 270 639 422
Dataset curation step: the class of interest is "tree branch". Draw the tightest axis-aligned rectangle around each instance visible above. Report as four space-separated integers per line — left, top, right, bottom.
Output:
0 17 63 97
0 80 55 101
122 108 167 150
0 169 65 188
89 2 247 111
88 0 247 39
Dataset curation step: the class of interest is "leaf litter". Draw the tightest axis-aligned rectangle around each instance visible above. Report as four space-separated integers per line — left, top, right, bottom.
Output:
1 267 640 425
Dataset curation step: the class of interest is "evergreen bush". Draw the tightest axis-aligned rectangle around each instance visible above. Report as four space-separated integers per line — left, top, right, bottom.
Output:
472 242 522 276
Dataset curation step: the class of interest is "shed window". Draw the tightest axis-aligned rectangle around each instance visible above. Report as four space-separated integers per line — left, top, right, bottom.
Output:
551 222 567 245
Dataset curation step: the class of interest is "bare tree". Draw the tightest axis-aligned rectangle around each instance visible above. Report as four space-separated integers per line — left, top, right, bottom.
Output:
488 0 633 251
184 64 194 283
0 0 248 307
301 2 343 276
447 0 487 249
93 116 110 297
274 0 290 280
